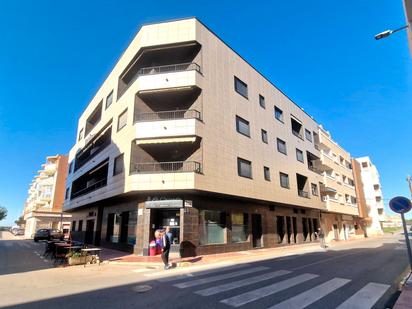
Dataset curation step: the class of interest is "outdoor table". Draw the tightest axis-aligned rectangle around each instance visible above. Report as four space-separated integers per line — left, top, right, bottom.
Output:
80 248 102 267
54 243 83 265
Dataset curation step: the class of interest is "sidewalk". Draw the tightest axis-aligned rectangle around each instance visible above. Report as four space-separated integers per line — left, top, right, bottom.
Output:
394 272 412 309
101 236 372 268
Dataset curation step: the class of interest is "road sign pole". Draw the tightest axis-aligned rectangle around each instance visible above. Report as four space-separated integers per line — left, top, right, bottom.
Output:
401 212 412 270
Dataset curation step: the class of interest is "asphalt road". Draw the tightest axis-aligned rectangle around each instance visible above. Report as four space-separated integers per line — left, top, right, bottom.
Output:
0 232 410 309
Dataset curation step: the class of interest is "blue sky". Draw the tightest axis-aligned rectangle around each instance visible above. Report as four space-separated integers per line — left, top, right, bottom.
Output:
0 1 411 225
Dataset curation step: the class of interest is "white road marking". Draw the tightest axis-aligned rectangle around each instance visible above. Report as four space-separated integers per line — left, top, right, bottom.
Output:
269 277 351 309
153 263 249 282
195 270 291 296
174 266 269 289
336 282 390 309
220 273 318 307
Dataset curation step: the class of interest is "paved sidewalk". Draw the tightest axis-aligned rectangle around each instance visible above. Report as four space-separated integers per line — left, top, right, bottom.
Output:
394 272 412 309
101 236 377 268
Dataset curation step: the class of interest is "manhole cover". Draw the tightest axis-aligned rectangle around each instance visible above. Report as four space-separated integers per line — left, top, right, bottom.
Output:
132 285 152 293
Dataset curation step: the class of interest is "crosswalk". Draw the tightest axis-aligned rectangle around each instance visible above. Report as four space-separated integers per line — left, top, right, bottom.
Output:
158 264 390 308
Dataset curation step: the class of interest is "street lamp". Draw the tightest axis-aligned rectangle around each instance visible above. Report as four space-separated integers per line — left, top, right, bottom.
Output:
375 25 409 40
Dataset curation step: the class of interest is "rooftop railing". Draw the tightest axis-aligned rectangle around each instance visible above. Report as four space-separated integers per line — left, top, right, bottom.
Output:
137 62 201 76
131 161 201 174
134 109 201 123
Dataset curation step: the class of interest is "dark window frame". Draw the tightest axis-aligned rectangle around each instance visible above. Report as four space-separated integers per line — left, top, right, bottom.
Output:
311 183 319 196
237 157 252 179
277 138 287 155
261 129 268 144
296 148 304 163
234 76 248 99
259 94 265 109
280 172 290 189
305 129 312 142
105 90 114 109
274 106 284 123
117 108 128 132
235 115 251 137
264 166 271 181
113 153 124 176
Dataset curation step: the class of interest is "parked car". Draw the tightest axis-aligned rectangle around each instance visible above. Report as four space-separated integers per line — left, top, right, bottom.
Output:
10 227 24 236
33 229 64 242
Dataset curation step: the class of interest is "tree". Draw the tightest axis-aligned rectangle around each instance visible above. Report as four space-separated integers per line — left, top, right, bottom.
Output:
15 216 25 226
0 206 7 221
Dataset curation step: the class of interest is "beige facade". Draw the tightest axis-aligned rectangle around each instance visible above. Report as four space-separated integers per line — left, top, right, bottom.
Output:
64 18 363 254
23 155 71 238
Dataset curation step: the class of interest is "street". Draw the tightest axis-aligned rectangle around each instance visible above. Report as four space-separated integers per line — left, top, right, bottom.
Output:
0 231 410 309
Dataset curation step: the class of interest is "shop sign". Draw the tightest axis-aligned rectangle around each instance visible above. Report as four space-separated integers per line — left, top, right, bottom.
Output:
145 198 183 209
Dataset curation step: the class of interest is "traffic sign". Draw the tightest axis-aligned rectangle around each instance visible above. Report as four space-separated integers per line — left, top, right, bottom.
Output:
389 196 412 214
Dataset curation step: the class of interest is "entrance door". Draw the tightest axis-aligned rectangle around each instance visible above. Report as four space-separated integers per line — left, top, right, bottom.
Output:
333 224 339 240
252 214 262 248
85 220 94 244
120 211 129 243
276 216 285 244
286 217 292 244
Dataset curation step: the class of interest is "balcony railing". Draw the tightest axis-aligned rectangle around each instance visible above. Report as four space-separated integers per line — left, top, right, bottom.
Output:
292 130 303 140
71 178 107 199
137 62 201 76
134 109 201 123
298 190 309 198
131 161 201 174
308 165 322 175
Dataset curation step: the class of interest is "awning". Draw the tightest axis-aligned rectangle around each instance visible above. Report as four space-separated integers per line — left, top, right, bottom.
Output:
136 136 196 145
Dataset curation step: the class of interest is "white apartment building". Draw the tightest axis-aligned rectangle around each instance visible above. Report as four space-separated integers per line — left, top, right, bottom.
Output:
23 155 71 238
355 157 385 236
63 18 362 255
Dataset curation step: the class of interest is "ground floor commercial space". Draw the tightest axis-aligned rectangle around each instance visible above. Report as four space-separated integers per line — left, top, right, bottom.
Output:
68 194 336 255
23 211 72 238
321 212 365 243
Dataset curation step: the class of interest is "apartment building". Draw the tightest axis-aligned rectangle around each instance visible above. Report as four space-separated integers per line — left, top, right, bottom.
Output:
354 157 385 236
23 155 71 238
64 18 361 255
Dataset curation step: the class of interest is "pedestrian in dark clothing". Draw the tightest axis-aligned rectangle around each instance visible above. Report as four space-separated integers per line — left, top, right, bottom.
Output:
161 230 171 270
165 226 173 244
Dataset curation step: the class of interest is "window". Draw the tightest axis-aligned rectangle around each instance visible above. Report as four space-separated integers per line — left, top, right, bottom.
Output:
311 183 318 196
348 178 355 186
199 210 226 245
259 95 265 108
234 76 248 98
296 148 304 163
236 116 250 137
231 213 248 243
237 157 252 178
117 109 127 131
85 101 103 135
291 117 303 139
78 128 84 141
280 172 290 188
78 220 83 231
261 129 268 143
362 162 368 168
65 188 70 200
68 162 73 174
274 106 283 122
305 129 312 142
277 138 287 155
351 196 357 204
264 166 271 181
113 154 124 176
71 221 76 232
105 90 113 109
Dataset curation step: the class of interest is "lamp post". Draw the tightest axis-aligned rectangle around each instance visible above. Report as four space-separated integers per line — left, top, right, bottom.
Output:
375 25 409 40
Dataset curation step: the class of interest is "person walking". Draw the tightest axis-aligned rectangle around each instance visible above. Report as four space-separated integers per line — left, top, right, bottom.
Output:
161 229 171 270
165 226 173 245
316 228 326 248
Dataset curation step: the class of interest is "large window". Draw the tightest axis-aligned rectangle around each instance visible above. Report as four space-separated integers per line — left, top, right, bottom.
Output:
277 138 287 155
105 90 114 109
117 109 128 131
261 129 268 144
199 210 226 245
274 106 283 122
234 76 248 99
296 148 304 163
236 116 250 137
259 95 265 109
113 154 124 176
231 213 248 243
291 117 303 139
237 157 252 179
280 172 290 188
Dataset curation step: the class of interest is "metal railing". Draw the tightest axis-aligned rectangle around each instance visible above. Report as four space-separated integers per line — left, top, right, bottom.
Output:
134 109 201 123
70 178 107 199
131 161 201 174
137 62 201 76
292 130 304 140
298 190 309 198
308 165 322 175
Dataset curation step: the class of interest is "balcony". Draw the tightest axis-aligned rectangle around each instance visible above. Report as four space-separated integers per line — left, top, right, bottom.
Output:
40 194 52 202
131 161 201 174
137 62 201 76
134 109 201 122
298 190 309 198
71 178 107 199
43 164 56 175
